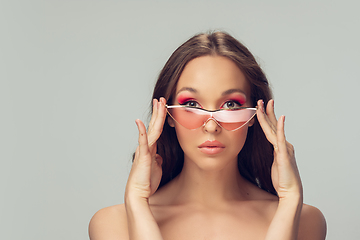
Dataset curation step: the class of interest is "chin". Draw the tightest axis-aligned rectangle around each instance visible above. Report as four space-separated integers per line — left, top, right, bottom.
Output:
184 153 239 172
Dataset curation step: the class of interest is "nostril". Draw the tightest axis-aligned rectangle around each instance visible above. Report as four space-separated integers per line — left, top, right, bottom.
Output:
203 118 221 132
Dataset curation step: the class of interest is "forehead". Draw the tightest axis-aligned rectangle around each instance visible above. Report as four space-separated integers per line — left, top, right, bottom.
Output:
176 56 250 98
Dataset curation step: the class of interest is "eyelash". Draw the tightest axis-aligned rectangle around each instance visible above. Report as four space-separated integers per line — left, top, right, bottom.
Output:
181 100 201 108
180 100 242 109
221 100 242 109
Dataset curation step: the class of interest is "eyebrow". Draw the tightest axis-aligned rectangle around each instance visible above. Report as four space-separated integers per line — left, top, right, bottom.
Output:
221 88 246 96
176 87 197 95
176 87 246 96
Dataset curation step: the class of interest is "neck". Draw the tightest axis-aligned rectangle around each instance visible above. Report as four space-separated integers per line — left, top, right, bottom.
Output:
166 157 255 206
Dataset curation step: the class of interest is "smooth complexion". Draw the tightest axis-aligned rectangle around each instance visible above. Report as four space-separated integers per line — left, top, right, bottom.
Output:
150 56 275 239
89 56 326 240
168 56 254 175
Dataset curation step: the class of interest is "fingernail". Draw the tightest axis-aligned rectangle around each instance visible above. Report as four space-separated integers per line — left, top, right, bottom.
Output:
261 100 265 113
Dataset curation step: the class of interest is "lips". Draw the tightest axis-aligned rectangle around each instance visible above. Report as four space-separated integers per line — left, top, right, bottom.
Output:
198 140 225 155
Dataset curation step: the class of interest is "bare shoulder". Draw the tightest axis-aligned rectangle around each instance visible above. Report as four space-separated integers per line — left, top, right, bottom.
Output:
298 204 327 240
89 204 128 240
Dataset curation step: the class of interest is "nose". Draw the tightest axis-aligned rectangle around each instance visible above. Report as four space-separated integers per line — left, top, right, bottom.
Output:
203 117 222 133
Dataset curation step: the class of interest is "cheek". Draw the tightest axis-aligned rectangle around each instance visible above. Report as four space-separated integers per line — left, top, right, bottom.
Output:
229 127 249 153
174 126 195 151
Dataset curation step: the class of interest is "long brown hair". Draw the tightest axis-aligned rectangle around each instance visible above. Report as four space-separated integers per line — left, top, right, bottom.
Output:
151 31 276 195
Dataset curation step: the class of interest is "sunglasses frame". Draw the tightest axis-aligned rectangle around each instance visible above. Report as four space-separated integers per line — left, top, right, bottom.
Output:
165 105 257 131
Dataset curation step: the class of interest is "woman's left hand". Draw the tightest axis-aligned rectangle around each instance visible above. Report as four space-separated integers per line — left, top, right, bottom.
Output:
256 99 303 201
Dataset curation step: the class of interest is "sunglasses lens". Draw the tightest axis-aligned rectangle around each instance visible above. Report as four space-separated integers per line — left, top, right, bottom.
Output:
213 109 256 130
167 107 256 131
167 107 209 129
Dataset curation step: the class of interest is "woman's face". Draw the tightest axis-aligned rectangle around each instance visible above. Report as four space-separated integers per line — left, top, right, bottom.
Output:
168 55 254 172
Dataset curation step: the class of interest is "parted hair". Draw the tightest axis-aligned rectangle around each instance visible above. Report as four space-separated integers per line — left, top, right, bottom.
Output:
151 31 276 195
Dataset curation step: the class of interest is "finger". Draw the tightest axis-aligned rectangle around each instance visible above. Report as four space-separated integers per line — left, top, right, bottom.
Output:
256 100 277 145
134 146 140 161
276 116 296 162
275 115 288 156
159 97 167 105
147 98 167 147
149 100 166 141
150 154 163 195
135 119 151 162
266 99 278 128
147 99 160 152
275 116 302 188
148 99 159 131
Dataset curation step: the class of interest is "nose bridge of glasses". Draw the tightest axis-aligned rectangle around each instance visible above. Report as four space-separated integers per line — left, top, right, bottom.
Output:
201 110 234 128
203 115 222 129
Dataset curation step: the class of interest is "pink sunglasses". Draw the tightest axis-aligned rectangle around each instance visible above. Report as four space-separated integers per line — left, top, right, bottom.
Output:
166 105 257 131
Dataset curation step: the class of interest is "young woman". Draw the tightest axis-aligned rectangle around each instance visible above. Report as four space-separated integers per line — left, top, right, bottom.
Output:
89 31 326 240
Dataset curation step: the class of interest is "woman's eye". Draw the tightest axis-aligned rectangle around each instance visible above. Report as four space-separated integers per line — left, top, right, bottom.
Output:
222 101 242 109
183 101 200 108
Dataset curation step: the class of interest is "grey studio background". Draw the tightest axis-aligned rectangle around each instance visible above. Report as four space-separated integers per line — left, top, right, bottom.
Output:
1 0 359 239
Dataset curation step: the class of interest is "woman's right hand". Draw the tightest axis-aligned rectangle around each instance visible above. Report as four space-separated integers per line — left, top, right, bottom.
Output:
125 97 167 202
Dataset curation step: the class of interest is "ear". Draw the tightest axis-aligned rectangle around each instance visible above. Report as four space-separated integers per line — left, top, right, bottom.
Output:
167 116 175 127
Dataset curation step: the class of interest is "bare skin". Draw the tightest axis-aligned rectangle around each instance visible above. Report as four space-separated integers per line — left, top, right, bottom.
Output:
89 56 326 240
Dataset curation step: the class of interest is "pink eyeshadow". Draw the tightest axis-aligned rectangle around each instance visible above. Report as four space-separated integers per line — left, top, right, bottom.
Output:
227 94 247 105
176 93 194 104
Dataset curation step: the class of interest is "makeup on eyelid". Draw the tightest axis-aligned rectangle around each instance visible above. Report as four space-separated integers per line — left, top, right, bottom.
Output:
176 92 247 108
221 94 247 107
177 93 195 105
